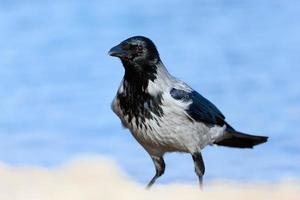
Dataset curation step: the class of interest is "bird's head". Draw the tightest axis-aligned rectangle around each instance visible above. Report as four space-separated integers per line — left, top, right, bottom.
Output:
108 36 160 68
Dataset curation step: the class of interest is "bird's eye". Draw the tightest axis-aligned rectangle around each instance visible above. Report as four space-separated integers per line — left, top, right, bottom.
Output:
137 45 143 52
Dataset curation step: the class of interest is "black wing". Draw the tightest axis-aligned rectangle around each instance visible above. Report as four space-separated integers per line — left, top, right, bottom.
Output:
170 88 226 126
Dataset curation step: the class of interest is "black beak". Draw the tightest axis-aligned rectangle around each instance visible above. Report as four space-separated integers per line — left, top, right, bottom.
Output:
108 44 126 58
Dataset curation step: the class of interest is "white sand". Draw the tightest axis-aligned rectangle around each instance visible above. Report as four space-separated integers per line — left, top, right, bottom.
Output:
0 157 299 200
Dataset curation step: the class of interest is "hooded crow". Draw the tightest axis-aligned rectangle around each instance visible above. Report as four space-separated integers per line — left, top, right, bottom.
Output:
108 36 268 189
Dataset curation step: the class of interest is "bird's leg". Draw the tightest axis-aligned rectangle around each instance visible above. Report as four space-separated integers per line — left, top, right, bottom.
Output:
192 152 205 190
146 155 165 189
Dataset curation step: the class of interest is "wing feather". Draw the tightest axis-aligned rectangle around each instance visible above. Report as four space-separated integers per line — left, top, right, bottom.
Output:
170 88 225 126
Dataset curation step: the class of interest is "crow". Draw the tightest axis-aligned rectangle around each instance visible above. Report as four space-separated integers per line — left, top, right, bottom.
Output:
108 36 268 189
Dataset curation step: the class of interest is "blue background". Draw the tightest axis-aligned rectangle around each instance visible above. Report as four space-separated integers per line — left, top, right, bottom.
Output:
0 0 299 184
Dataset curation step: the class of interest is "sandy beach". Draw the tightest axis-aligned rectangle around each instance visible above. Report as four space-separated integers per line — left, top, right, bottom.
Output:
0 157 298 200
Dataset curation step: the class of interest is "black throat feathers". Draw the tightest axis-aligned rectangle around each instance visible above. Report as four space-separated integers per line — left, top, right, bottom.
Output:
117 60 164 129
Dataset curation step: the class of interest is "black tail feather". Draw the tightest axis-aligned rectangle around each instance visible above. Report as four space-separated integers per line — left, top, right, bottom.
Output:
215 130 268 148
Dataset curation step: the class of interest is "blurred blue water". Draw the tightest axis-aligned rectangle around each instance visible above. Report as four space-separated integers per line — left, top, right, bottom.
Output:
0 0 300 184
